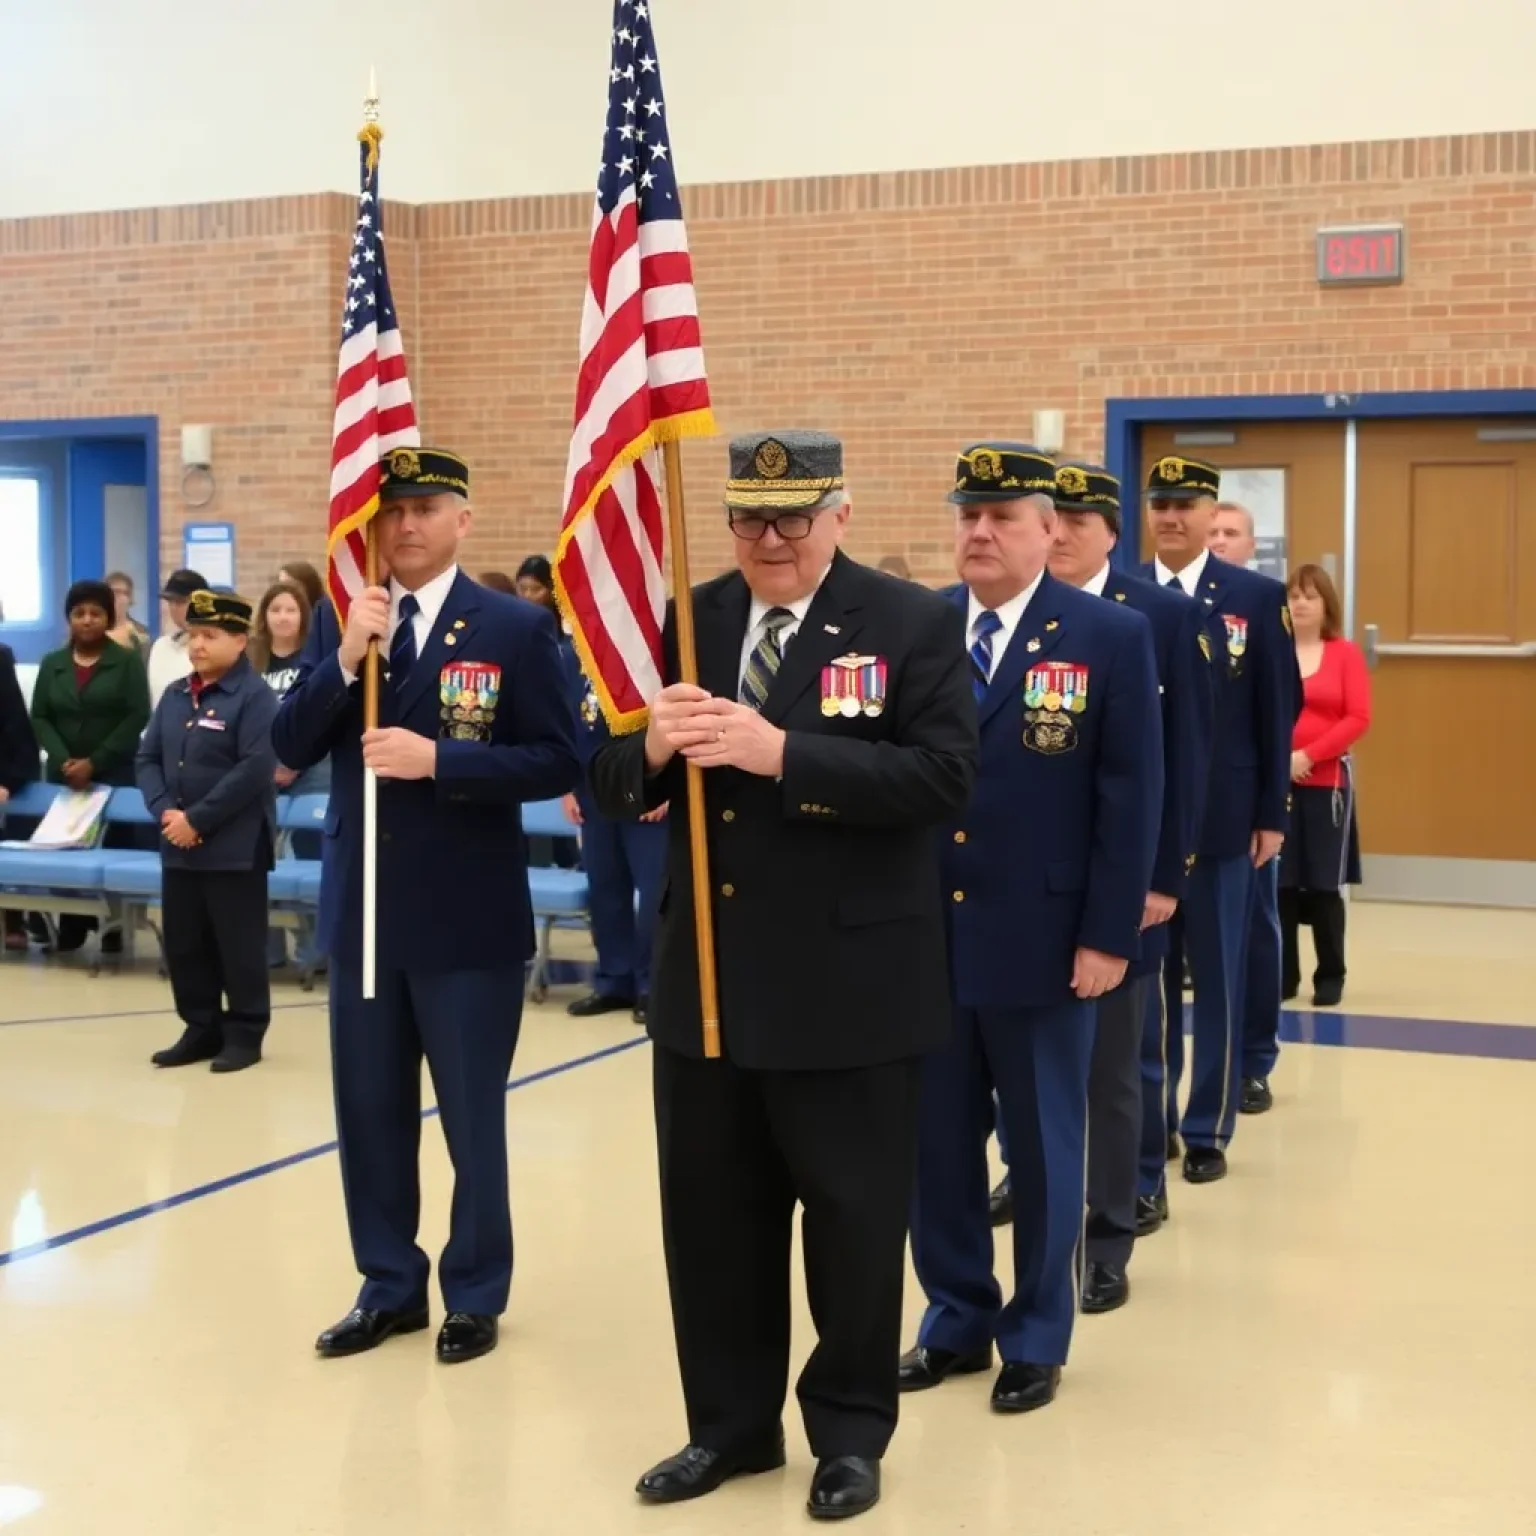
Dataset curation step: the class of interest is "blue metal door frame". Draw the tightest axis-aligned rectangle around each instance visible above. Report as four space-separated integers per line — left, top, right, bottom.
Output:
0 416 159 656
1104 389 1536 564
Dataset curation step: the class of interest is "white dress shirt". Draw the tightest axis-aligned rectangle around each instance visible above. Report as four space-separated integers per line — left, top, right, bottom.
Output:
146 629 193 711
340 563 460 687
965 569 1043 682
1081 563 1112 598
736 566 831 692
1154 547 1209 598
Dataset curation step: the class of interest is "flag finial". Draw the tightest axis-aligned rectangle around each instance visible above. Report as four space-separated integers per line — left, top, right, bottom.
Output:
359 67 382 168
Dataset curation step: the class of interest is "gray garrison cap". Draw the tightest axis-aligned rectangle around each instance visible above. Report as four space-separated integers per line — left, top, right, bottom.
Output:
724 430 844 511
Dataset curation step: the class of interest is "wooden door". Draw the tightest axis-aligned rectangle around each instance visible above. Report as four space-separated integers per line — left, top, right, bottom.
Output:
1354 420 1536 862
1137 423 1347 575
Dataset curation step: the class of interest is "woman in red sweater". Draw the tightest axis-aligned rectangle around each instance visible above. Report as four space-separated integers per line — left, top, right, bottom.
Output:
1281 564 1371 1006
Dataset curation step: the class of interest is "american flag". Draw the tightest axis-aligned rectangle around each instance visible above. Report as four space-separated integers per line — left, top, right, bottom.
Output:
325 124 419 621
554 0 716 732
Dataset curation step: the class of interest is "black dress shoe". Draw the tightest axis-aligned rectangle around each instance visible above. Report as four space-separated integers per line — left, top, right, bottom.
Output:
632 995 649 1024
1135 1190 1169 1236
991 1362 1061 1413
1183 1146 1228 1184
436 1312 498 1363
988 1176 1013 1226
566 992 634 1018
635 1434 786 1504
151 1028 222 1068
897 1343 992 1391
808 1456 880 1521
210 1043 262 1074
1239 1076 1273 1114
1312 978 1344 1008
1166 1131 1181 1162
315 1305 430 1357
1082 1260 1129 1314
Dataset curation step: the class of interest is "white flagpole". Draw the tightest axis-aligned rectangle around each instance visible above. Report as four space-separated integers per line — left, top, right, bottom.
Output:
360 66 382 1003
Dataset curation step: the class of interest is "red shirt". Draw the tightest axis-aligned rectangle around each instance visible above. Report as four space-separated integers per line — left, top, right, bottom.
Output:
1293 638 1371 789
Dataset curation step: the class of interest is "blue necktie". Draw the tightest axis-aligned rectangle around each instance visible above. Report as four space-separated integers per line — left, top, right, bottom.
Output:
1166 574 1182 590
389 593 419 689
740 607 795 711
970 610 1003 702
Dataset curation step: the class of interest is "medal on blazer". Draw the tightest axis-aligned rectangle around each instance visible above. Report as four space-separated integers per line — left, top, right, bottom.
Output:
1022 662 1087 755
819 654 888 719
1223 615 1248 658
579 679 600 727
439 661 502 740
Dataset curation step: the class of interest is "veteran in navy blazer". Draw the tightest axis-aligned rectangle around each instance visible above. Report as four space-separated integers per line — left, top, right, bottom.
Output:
273 447 579 1367
1138 454 1296 1189
1045 464 1214 1312
901 444 1161 1417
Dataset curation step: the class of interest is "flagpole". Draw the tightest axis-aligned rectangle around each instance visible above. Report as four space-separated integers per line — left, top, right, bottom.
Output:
360 67 381 1003
660 440 721 1059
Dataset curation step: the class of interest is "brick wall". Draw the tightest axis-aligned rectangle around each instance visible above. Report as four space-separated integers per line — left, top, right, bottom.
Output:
3 132 1534 595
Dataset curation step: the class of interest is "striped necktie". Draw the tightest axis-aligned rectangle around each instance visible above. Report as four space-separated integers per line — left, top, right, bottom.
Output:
740 607 795 711
389 593 419 689
970 609 1003 702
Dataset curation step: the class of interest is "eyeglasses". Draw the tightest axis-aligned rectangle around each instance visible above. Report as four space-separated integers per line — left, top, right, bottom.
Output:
727 508 819 542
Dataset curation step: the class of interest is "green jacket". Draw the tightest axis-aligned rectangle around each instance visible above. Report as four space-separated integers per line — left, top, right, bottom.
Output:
30 640 151 786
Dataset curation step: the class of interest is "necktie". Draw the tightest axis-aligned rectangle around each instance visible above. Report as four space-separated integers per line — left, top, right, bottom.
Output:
740 607 795 711
1165 574 1182 591
970 610 1003 702
389 593 419 689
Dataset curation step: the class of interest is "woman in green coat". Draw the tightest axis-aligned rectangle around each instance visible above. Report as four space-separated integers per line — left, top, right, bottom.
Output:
31 579 150 789
27 580 151 953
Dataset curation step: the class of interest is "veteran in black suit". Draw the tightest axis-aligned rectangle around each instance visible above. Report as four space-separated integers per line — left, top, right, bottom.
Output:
273 448 579 1367
589 431 976 1523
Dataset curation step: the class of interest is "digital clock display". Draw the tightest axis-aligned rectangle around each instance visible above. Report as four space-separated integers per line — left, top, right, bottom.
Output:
1316 225 1404 286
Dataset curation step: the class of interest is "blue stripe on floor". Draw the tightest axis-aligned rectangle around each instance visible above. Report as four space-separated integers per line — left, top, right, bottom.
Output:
0 1035 647 1268
0 1004 1530 1271
1277 1008 1536 1062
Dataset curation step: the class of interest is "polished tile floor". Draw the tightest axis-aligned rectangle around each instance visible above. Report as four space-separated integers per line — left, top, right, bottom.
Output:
2 900 1534 1535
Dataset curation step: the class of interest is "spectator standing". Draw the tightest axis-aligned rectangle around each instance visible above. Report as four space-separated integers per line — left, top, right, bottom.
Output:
106 572 151 657
146 569 207 709
1282 565 1370 1007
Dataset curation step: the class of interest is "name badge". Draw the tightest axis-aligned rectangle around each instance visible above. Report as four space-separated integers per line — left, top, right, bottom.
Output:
195 717 227 732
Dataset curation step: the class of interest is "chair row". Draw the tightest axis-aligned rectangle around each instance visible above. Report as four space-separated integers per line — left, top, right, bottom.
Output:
0 785 591 997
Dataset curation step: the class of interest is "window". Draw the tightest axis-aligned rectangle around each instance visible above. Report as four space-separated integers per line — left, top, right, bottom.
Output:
0 475 44 624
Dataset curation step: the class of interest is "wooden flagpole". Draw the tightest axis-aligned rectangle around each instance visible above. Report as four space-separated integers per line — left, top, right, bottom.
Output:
660 439 721 1059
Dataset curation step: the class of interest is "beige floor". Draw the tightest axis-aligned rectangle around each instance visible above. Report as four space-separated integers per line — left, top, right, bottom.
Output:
2 903 1534 1535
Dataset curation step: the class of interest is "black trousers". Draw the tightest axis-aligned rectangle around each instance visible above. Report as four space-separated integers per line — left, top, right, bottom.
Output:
1279 888 1347 994
1086 976 1150 1267
162 868 271 1046
652 1044 922 1461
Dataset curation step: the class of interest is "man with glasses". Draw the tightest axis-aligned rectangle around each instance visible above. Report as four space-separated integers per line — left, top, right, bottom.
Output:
589 430 976 1522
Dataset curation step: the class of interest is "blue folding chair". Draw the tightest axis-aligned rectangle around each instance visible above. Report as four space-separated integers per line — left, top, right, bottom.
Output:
521 797 589 1003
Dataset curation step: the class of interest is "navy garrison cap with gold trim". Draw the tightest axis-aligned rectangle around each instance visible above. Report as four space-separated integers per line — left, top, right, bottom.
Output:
725 431 844 511
947 442 1057 504
1144 454 1220 501
379 446 470 499
1054 462 1122 533
184 589 253 633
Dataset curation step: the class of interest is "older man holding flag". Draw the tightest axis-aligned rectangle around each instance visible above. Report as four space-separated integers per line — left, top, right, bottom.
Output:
558 5 976 1522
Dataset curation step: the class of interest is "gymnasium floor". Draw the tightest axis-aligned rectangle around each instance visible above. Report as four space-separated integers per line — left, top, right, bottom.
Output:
2 902 1534 1535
